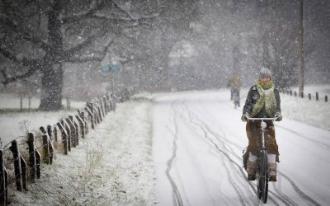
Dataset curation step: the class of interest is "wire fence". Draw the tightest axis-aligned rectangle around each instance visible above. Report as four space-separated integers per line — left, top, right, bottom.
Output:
0 90 131 206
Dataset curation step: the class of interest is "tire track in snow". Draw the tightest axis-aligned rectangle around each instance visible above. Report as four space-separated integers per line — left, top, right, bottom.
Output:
164 102 184 206
183 105 257 206
187 102 321 206
183 104 289 206
278 171 322 206
277 124 330 151
174 105 221 206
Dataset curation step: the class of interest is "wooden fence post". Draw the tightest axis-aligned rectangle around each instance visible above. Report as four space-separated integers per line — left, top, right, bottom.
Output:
289 90 292 96
69 116 79 146
9 140 23 191
85 106 95 130
326 95 328 102
97 104 102 123
20 157 27 191
53 126 58 143
308 93 311 100
294 91 297 97
27 133 37 183
66 117 76 147
0 149 8 206
75 115 85 139
79 111 88 135
62 120 71 152
57 122 68 155
40 127 51 164
316 92 319 101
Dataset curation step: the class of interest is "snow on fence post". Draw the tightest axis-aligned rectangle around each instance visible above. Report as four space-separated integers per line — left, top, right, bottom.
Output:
75 114 85 139
86 104 95 129
70 116 79 146
0 149 8 206
53 126 58 143
40 127 52 164
79 111 88 135
57 121 68 154
99 97 105 118
65 118 76 148
325 95 328 102
27 133 37 183
97 103 103 123
316 92 319 101
103 96 108 114
63 120 72 152
9 140 24 191
308 93 311 100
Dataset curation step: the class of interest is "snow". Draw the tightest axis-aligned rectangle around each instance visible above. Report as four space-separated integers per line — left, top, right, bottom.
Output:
151 89 330 205
0 93 86 110
10 101 154 206
0 93 86 145
0 111 77 146
2 85 330 205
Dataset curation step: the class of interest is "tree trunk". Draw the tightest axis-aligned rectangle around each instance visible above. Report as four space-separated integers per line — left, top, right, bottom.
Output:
39 0 64 111
39 65 63 111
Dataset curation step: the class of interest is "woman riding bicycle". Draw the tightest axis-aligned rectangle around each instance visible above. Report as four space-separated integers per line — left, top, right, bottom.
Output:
241 67 282 182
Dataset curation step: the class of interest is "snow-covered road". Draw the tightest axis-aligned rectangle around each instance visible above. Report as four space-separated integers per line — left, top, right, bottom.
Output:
153 91 330 206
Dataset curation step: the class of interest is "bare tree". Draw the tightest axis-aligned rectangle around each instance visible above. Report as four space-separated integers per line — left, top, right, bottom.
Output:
0 0 158 110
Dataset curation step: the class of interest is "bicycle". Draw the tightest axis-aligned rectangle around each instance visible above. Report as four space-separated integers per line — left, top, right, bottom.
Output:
232 89 240 109
245 116 279 204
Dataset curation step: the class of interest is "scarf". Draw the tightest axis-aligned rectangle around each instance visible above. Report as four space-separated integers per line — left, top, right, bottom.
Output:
251 80 277 117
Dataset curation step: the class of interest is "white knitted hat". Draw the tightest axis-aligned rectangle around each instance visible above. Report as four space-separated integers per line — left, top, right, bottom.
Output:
259 67 272 79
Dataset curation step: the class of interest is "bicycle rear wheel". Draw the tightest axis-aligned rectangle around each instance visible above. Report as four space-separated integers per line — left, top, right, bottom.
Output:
257 151 268 203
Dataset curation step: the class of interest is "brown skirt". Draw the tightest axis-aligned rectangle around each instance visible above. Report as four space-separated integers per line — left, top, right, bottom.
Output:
246 120 279 156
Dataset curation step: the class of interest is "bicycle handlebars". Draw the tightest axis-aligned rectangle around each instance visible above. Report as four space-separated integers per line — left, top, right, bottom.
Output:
246 117 279 121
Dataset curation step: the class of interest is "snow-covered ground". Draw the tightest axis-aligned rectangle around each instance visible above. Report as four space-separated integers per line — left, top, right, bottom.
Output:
152 89 330 206
3 85 330 205
0 93 86 110
0 93 86 145
10 101 154 206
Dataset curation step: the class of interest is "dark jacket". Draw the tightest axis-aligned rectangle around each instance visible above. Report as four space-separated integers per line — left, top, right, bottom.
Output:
242 85 281 118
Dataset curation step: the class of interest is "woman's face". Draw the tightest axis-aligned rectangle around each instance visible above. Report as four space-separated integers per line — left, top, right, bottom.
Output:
260 76 271 83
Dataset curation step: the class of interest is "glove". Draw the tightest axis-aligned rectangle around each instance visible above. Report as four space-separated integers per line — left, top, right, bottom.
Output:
241 113 248 122
274 112 282 121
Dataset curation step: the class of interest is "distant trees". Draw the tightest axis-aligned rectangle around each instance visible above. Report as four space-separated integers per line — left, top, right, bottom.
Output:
0 0 158 110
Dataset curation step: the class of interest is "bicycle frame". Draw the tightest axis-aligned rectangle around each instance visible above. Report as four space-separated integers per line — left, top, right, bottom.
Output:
246 116 278 203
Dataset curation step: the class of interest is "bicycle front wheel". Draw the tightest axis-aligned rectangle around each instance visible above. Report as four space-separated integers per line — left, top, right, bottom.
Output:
257 151 268 203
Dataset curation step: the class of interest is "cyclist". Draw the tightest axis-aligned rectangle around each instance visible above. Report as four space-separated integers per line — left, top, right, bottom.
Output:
227 73 241 102
241 67 282 181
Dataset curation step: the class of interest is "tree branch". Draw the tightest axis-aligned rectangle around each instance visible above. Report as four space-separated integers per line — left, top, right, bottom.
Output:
66 38 116 63
1 67 40 85
0 46 41 67
0 16 51 51
63 35 96 57
62 0 106 24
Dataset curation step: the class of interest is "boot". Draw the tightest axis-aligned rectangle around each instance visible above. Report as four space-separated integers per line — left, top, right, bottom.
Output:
247 160 257 181
268 163 277 182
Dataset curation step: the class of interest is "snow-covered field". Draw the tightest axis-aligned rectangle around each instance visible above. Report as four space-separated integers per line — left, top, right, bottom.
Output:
3 84 330 205
0 93 86 110
10 101 154 206
0 93 86 145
